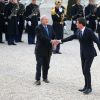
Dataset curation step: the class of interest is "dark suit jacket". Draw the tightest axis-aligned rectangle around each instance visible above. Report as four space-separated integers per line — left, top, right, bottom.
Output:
35 24 55 56
61 27 100 59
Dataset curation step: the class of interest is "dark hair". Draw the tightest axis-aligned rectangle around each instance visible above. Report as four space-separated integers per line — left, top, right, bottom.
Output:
77 17 86 26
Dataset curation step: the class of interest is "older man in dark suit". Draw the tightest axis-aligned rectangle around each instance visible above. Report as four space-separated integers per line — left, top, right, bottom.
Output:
56 17 100 94
34 15 55 85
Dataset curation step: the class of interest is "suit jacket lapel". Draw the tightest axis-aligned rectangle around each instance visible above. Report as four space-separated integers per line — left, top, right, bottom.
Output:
40 24 50 38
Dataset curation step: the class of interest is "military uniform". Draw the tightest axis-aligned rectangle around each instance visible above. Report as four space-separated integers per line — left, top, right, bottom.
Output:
51 5 66 53
0 1 5 43
4 2 19 45
96 5 100 40
71 4 84 33
85 4 97 32
17 2 25 42
25 3 40 44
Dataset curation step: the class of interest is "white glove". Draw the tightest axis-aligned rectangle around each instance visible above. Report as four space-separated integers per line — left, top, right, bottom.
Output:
73 21 76 24
28 21 31 26
87 21 89 24
99 22 100 25
5 22 8 25
18 21 19 25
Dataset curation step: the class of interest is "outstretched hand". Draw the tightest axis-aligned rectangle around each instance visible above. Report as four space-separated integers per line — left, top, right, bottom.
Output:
51 39 61 47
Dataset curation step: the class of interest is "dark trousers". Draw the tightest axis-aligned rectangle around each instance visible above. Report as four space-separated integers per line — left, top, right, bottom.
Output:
35 54 51 81
27 28 35 44
28 33 35 44
98 33 100 41
81 57 94 89
0 32 3 42
8 34 15 44
55 44 60 53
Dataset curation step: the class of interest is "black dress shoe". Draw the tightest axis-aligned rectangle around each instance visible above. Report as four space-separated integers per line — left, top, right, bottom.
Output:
35 80 41 85
19 40 24 42
53 51 62 54
0 41 4 43
78 88 86 92
43 79 50 83
56 52 62 54
83 88 92 94
12 43 17 45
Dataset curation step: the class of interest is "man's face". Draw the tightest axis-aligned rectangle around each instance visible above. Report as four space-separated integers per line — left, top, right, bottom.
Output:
89 0 95 5
12 0 17 3
76 21 82 29
32 0 36 4
76 0 80 5
55 1 61 8
41 17 48 26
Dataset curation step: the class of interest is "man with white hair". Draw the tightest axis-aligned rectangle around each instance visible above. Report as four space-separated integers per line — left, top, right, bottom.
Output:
34 15 55 85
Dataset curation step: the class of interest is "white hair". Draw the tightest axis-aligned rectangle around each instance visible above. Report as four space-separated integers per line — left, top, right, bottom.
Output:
40 15 48 21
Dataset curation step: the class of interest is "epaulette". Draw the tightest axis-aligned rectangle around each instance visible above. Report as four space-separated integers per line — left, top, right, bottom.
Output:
51 7 56 15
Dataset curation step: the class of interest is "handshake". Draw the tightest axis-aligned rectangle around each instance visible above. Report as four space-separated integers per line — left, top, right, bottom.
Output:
51 39 61 49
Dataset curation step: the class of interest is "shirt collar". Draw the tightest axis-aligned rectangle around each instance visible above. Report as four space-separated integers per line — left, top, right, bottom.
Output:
81 27 85 33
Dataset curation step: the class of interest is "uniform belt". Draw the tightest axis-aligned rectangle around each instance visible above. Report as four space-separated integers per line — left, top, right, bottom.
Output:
12 15 17 16
0 13 4 15
19 14 23 16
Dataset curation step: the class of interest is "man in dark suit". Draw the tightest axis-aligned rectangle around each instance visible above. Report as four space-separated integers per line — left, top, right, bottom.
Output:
56 17 100 94
34 15 55 85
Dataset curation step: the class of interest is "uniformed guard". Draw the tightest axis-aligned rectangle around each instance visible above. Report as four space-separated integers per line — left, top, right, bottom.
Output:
51 0 66 54
4 0 9 41
4 0 19 45
85 0 97 32
25 0 40 44
96 3 100 40
71 0 84 33
0 0 5 43
17 0 25 42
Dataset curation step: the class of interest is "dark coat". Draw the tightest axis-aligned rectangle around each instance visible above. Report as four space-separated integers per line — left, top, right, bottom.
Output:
35 24 55 56
96 6 100 33
51 6 65 39
4 2 19 35
85 4 97 31
71 4 84 32
25 3 40 33
0 2 5 33
61 27 100 59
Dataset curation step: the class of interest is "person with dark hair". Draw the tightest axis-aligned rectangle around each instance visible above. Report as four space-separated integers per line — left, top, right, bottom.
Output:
4 0 19 45
85 0 97 32
56 17 100 94
0 0 5 43
71 0 84 33
25 0 40 44
96 4 100 40
51 0 66 54
17 0 25 42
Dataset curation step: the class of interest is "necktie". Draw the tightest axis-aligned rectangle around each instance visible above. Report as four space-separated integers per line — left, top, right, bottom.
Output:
45 26 49 36
80 31 82 38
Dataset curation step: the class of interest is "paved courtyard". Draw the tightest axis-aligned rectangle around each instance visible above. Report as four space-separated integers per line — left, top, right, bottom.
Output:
0 33 100 100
